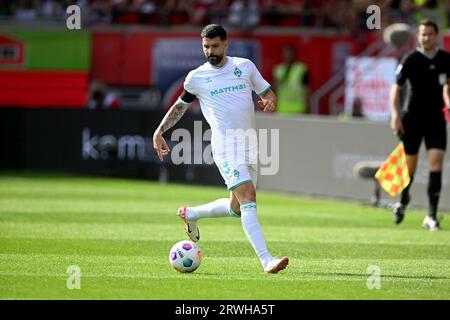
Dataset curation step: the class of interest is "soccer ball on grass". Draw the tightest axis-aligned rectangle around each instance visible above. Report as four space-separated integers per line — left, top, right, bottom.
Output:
169 240 202 273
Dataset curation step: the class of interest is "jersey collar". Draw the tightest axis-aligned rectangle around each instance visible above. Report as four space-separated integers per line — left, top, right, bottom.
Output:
416 46 439 60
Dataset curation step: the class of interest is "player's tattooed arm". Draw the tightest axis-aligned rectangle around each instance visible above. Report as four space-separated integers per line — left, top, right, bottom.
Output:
156 101 189 135
153 101 189 161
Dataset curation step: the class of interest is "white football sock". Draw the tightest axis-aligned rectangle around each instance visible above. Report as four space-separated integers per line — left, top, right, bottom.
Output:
240 202 272 267
186 198 239 221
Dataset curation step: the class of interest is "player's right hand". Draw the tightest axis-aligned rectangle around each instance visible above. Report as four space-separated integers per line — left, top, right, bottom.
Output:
390 114 404 135
153 131 170 162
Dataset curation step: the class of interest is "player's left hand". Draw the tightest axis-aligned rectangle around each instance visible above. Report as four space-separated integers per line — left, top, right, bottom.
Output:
258 99 276 112
153 131 170 162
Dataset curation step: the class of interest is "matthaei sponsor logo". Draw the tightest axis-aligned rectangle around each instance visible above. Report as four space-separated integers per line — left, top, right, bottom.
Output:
210 83 246 96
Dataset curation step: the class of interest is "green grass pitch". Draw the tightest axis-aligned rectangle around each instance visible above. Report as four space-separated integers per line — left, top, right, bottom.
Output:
0 171 449 300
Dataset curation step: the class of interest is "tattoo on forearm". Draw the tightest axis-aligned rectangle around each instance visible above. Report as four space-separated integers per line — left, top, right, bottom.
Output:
158 102 189 134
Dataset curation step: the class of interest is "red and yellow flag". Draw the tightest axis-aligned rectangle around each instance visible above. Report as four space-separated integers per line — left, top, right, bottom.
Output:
375 142 410 196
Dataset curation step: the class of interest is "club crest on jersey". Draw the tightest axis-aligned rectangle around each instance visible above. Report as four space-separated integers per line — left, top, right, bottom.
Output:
234 66 242 77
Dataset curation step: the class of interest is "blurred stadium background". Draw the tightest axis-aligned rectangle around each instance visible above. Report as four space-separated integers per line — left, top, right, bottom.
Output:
1 0 450 301
1 0 450 208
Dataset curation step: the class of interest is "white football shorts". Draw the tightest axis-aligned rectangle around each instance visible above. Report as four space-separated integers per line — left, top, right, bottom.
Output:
214 158 258 191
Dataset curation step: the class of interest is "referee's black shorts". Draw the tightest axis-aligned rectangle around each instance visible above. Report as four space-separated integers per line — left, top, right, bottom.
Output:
401 111 447 155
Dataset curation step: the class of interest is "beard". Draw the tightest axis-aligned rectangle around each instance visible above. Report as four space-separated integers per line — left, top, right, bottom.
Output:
207 54 223 66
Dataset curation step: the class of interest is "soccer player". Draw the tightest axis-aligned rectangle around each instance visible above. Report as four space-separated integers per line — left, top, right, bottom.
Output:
390 19 450 231
153 24 288 273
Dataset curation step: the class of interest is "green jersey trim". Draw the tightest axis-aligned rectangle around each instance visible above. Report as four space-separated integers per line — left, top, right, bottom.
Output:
257 85 271 96
228 179 253 191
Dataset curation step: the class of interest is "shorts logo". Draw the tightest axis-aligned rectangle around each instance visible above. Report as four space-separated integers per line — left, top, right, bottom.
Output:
222 162 240 183
234 66 242 78
231 170 240 182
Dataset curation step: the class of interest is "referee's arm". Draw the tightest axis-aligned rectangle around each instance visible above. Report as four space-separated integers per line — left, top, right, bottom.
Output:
390 84 404 135
444 79 450 110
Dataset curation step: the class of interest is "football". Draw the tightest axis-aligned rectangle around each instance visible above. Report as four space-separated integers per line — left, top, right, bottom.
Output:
169 240 202 273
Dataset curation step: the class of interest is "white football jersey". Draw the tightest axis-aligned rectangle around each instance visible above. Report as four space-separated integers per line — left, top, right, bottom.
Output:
180 56 270 163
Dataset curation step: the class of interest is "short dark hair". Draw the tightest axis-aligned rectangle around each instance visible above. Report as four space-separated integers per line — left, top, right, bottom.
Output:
419 19 439 34
201 24 227 40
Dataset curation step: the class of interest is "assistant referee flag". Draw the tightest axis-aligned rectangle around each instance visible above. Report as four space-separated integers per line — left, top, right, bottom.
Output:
375 142 410 196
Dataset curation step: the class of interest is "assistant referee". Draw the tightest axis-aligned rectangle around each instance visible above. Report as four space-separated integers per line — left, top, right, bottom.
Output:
390 19 450 231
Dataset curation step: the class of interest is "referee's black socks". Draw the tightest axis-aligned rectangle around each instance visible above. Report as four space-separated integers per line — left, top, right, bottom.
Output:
428 171 442 220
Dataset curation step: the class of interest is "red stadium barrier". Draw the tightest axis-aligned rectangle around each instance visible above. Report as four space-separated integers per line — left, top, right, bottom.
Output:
0 70 89 108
